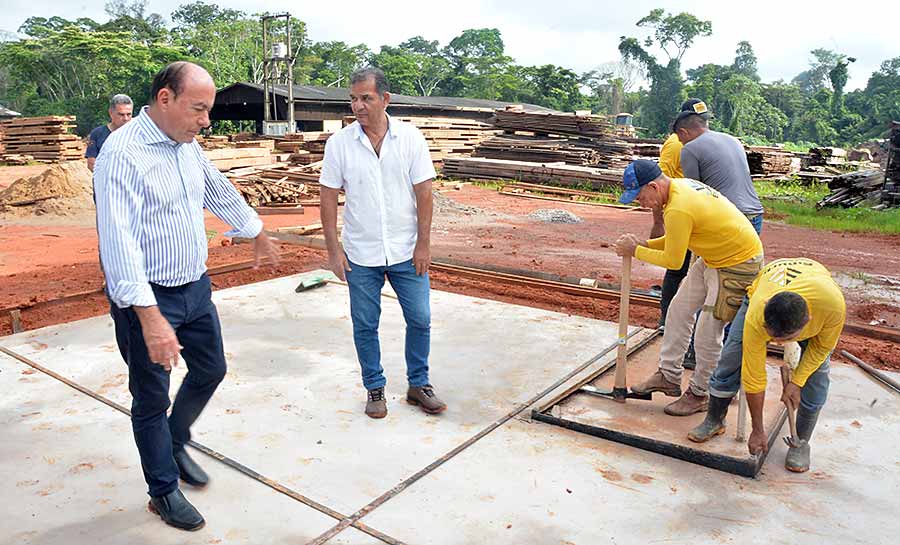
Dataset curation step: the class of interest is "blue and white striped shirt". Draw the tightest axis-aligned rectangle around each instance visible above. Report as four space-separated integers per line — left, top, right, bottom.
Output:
94 106 262 309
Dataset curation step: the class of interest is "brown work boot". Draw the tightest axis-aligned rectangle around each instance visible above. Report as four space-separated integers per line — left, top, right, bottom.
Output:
664 389 709 416
365 387 387 419
631 370 681 397
406 384 447 414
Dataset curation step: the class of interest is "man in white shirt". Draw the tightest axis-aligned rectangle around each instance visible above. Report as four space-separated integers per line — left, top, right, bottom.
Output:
319 67 446 419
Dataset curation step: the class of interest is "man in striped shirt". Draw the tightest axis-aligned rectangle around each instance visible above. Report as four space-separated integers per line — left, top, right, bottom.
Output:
94 61 278 531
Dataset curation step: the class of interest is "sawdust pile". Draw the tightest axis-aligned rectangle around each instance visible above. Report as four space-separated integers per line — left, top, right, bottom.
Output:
0 161 94 216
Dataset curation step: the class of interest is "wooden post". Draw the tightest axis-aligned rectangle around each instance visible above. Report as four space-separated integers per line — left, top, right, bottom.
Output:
613 255 631 398
10 310 23 334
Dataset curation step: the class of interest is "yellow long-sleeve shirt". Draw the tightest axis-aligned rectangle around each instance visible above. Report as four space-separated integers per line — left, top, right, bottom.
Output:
659 133 683 178
635 179 763 270
741 258 846 393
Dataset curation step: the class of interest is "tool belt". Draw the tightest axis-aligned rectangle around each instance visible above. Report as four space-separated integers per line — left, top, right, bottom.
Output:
705 255 763 322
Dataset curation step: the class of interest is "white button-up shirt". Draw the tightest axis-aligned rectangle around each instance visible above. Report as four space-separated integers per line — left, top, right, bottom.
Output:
319 115 436 267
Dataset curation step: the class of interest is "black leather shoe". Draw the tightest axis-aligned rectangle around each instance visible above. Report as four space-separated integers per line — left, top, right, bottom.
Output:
174 448 209 487
148 489 205 531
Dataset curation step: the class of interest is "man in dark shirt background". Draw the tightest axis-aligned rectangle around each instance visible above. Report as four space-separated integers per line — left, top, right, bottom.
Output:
85 94 134 172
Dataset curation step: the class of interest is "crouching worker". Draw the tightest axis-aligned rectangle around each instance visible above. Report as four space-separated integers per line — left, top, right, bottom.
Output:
688 258 845 473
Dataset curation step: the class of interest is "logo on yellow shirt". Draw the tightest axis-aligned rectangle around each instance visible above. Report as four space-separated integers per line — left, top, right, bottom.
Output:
769 265 802 286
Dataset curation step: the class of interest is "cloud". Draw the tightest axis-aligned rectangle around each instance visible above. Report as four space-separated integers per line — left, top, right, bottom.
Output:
3 0 896 91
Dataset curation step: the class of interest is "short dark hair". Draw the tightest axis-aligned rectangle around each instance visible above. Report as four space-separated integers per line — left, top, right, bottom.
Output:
149 61 191 103
764 292 809 338
673 113 708 132
349 67 389 94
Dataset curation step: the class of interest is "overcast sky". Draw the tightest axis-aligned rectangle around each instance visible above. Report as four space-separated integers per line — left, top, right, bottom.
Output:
4 0 896 91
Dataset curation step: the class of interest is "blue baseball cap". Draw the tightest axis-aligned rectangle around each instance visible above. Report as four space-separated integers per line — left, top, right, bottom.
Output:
619 160 663 204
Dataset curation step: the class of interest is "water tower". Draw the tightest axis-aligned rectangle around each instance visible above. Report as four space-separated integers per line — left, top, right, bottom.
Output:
261 13 295 135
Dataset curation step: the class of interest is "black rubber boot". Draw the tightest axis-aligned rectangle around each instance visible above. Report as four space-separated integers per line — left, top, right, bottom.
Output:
786 406 820 473
682 342 696 370
687 395 731 442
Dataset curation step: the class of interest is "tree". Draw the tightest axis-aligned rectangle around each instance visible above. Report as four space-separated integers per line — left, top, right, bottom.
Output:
828 56 855 117
619 10 712 136
372 37 450 96
442 28 513 99
99 0 168 43
732 41 759 81
792 48 841 95
0 25 186 133
634 9 712 63
307 41 371 87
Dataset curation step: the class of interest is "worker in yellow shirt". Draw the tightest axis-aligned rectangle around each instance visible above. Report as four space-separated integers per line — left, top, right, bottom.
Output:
653 131 685 327
688 258 845 473
615 160 763 416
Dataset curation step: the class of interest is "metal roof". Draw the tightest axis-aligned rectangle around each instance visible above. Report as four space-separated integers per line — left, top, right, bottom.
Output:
216 82 557 113
0 104 22 118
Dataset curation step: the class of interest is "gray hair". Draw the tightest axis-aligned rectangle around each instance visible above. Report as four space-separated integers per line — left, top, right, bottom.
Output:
349 67 389 95
109 94 133 109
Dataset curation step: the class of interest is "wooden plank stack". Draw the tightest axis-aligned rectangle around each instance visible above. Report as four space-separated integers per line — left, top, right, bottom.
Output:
441 157 623 190
806 147 847 167
491 109 618 138
276 132 331 165
342 115 498 162
204 147 274 171
0 115 84 162
393 117 498 162
816 169 885 208
472 134 602 165
882 121 900 207
225 163 342 208
745 145 793 176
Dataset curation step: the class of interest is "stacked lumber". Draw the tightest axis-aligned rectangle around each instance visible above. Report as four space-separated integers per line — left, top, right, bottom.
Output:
343 115 498 162
806 147 847 167
0 154 33 166
882 121 900 207
624 137 663 158
472 133 633 170
441 157 623 190
0 116 84 162
196 135 230 149
745 145 793 176
225 163 342 208
491 109 617 138
276 132 331 165
473 134 601 165
393 117 498 162
235 139 275 150
816 169 884 208
204 147 274 171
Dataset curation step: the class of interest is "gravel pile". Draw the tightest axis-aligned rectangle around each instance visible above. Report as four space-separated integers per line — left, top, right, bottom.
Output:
527 208 583 224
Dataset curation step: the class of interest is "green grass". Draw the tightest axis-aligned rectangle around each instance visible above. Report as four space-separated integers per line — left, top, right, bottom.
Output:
754 179 900 234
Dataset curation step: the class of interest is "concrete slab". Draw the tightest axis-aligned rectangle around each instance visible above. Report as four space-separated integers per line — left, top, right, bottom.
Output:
0 355 382 545
0 271 625 542
2 272 898 544
364 363 900 545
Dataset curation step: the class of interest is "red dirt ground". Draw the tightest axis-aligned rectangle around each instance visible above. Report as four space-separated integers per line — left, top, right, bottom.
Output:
1 166 897 371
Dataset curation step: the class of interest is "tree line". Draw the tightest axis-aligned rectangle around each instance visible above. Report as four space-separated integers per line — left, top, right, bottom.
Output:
1 2 897 146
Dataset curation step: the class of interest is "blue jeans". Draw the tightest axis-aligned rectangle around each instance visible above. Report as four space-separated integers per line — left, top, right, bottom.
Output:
109 274 227 497
708 297 830 412
345 258 431 390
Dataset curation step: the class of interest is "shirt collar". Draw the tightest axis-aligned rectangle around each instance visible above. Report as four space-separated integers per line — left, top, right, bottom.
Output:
354 112 399 140
137 105 179 146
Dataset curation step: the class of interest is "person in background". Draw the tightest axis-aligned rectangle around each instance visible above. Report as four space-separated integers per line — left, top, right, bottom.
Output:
85 94 134 172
